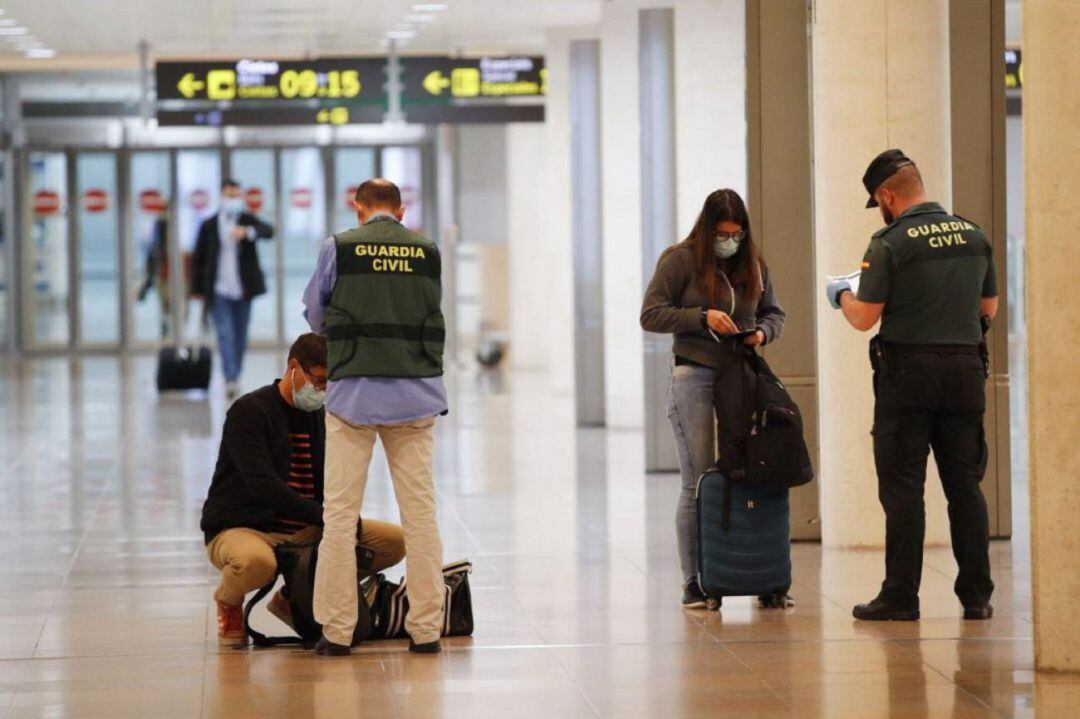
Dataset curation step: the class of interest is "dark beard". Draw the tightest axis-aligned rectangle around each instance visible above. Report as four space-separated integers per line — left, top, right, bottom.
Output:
880 206 895 225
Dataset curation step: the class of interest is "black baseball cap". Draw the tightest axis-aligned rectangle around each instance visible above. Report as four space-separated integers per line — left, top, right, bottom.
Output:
862 149 916 208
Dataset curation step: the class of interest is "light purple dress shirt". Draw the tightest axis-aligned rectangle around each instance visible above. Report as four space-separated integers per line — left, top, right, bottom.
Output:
301 217 449 426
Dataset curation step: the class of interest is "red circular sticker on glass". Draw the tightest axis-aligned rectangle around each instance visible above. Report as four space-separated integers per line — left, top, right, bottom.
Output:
290 187 312 208
245 187 264 212
33 189 62 216
81 188 110 213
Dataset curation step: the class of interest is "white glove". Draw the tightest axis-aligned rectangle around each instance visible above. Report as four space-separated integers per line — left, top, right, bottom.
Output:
825 271 861 309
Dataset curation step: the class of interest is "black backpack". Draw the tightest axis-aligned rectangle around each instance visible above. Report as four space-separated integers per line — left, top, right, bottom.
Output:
243 539 375 648
723 349 814 490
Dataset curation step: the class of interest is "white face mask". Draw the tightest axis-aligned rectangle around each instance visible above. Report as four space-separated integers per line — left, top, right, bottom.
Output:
222 197 244 215
714 235 742 259
291 367 326 413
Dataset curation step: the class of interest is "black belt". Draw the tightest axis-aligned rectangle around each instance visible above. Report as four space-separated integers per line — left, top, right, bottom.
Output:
886 342 980 357
674 355 710 368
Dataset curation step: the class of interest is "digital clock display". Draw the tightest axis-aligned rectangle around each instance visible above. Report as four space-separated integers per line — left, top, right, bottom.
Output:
156 58 384 103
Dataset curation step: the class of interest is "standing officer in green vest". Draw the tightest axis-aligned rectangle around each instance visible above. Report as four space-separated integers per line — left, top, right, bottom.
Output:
825 150 998 622
304 178 448 655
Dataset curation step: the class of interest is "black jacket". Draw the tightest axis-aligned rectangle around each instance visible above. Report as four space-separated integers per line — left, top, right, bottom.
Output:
191 211 274 299
200 383 325 543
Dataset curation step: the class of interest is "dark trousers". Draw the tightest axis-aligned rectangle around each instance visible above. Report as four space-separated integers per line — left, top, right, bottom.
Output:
872 348 994 608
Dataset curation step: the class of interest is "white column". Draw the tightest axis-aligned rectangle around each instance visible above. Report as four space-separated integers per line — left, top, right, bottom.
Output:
674 0 747 231
599 1 650 429
814 0 953 548
544 27 597 397
1025 0 1080 674
506 123 551 371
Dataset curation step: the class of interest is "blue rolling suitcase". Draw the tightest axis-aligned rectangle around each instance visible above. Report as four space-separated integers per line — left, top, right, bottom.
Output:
696 469 792 605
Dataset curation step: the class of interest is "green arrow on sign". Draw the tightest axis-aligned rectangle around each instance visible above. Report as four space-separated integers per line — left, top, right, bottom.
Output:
423 70 451 96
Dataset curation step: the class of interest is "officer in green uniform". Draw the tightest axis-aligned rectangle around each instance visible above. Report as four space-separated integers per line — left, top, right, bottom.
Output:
826 149 999 622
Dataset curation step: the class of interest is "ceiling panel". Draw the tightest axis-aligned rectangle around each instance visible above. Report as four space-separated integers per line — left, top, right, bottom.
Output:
0 0 602 66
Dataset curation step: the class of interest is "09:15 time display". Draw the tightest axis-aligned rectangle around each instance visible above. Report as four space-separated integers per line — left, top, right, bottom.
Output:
279 69 362 99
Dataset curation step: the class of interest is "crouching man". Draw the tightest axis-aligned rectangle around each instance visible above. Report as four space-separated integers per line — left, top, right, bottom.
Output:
200 332 406 644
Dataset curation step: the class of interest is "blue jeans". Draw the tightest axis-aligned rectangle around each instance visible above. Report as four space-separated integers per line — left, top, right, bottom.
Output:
667 362 717 584
668 358 756 584
211 294 252 383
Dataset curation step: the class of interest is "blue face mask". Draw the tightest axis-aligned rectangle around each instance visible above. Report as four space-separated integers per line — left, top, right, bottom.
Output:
291 367 326 412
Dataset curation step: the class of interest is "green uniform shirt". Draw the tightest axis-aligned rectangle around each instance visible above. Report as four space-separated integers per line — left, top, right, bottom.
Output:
857 202 997 345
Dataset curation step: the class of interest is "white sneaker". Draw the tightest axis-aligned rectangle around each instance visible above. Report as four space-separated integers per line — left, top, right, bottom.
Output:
225 381 240 401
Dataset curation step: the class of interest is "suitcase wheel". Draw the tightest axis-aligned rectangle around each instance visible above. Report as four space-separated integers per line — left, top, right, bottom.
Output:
757 593 795 609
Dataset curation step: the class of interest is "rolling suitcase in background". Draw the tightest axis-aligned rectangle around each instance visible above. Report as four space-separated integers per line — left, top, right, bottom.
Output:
155 211 212 393
696 468 792 607
156 345 212 391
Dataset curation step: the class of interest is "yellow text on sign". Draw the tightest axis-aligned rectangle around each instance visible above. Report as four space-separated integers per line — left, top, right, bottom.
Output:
316 107 350 125
207 70 237 100
451 68 481 97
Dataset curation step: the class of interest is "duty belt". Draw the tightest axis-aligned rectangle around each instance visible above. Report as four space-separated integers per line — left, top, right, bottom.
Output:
885 343 981 357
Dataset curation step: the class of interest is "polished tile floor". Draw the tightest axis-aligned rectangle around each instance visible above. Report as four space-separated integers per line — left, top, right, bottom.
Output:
0 350 1074 718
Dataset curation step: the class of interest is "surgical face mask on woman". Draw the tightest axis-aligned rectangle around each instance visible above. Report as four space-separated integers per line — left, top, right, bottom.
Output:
291 366 326 412
713 230 745 259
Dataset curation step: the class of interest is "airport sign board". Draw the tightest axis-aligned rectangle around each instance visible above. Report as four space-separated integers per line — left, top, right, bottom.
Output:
400 55 545 123
155 57 387 126
155 55 545 126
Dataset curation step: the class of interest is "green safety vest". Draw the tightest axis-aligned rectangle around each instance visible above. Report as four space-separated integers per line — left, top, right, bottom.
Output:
325 218 444 380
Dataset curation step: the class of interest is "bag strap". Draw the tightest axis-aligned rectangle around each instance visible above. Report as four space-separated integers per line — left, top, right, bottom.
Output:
243 579 304 647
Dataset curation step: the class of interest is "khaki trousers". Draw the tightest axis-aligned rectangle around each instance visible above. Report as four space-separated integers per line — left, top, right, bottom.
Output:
207 520 405 608
314 412 444 645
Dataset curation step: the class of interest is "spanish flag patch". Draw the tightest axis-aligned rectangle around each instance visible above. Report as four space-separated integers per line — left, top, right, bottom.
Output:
861 261 871 269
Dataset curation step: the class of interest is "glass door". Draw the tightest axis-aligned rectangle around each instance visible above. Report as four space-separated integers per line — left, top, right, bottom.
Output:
25 151 70 349
280 148 326 340
75 152 121 348
176 150 220 343
129 151 173 345
229 149 279 344
380 146 425 235
332 147 377 234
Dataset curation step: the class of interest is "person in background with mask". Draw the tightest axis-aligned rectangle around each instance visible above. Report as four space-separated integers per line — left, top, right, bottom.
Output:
200 333 406 645
191 178 275 401
640 188 786 608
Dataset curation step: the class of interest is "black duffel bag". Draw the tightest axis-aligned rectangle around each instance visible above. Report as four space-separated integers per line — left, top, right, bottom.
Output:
362 560 475 639
243 539 375 648
722 348 814 490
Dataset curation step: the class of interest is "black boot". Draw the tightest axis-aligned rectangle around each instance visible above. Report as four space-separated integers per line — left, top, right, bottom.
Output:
963 603 993 620
852 596 920 621
409 639 442 654
313 635 351 656
682 579 707 609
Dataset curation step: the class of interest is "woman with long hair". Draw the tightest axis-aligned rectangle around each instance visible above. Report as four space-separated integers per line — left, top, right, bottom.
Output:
640 188 786 607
